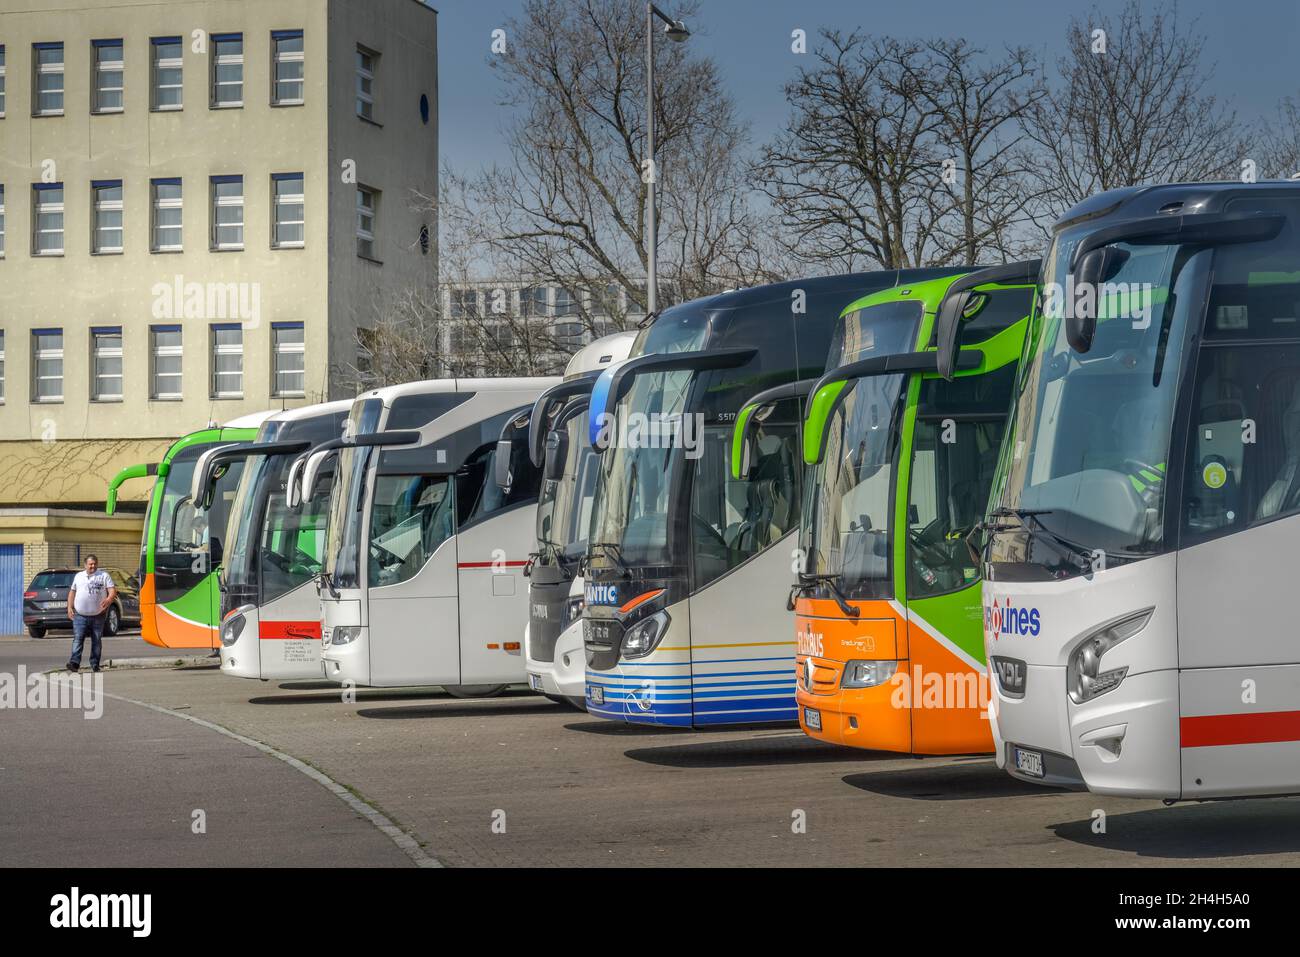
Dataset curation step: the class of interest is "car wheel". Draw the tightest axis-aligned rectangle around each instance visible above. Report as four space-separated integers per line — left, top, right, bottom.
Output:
105 605 121 637
27 625 46 639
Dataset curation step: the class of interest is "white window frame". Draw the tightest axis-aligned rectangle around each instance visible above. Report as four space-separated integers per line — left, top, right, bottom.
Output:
0 330 6 403
356 185 376 259
92 182 123 254
0 45 7 118
151 37 183 111
210 325 243 398
355 46 375 119
91 328 123 401
151 179 183 252
271 323 305 397
92 40 124 114
0 184 6 258
210 176 244 251
211 33 244 108
32 329 63 403
271 173 304 249
33 43 63 116
271 31 304 106
150 326 182 400
33 184 64 256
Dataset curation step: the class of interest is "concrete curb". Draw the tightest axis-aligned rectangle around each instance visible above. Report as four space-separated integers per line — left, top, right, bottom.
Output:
58 656 219 671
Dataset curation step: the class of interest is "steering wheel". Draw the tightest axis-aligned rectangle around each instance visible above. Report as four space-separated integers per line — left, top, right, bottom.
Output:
263 551 291 572
692 514 730 555
907 526 951 567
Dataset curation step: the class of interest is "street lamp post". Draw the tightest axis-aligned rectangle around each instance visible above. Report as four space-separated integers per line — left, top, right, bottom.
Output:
645 3 689 315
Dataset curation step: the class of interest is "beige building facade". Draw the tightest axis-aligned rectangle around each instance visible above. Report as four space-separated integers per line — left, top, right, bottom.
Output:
0 0 438 508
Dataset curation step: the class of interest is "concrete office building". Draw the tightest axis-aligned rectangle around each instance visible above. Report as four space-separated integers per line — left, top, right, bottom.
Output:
0 0 437 631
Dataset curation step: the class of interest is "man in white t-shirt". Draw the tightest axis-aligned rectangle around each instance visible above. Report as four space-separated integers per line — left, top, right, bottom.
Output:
66 554 117 673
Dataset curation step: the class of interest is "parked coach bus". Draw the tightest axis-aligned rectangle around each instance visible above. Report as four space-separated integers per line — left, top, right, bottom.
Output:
105 411 274 648
302 377 556 693
505 332 635 707
581 271 963 727
982 181 1300 800
186 401 352 680
782 267 1035 754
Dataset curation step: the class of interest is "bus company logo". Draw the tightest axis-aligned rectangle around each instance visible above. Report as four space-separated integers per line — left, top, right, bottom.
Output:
585 582 620 606
984 597 1041 640
796 622 824 658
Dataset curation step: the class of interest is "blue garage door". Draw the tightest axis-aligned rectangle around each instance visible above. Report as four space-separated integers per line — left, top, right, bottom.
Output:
0 545 23 634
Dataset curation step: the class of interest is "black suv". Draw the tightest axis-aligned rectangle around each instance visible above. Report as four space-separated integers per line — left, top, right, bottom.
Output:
22 567 141 639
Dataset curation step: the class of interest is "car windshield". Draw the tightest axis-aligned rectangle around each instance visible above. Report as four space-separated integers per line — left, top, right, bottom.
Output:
32 571 76 589
589 312 708 567
802 299 923 599
989 227 1202 573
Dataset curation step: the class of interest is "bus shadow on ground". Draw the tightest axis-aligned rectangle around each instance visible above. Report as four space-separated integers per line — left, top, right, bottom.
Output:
624 733 892 769
357 690 557 720
247 687 463 705
1051 798 1300 859
843 758 1069 801
563 720 683 736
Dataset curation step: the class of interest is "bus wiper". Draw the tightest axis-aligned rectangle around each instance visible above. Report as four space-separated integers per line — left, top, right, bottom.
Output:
319 569 340 599
791 572 860 618
588 541 632 579
986 507 1093 572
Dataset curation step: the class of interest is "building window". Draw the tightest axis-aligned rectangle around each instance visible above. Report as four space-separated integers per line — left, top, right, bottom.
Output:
92 180 123 254
33 184 63 255
150 326 182 399
151 36 183 110
356 186 376 259
0 45 7 117
0 185 5 257
32 329 62 402
0 330 5 402
92 39 124 113
554 287 578 317
210 175 243 250
272 322 305 397
33 43 63 116
272 30 304 105
271 173 304 248
151 178 182 251
211 33 243 108
449 288 479 319
356 46 376 119
520 286 549 318
210 324 242 398
91 327 123 401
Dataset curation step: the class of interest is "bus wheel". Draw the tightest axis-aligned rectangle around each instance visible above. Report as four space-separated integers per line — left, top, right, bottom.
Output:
443 684 506 699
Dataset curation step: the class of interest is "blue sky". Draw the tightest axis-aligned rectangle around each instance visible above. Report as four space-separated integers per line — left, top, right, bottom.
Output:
433 0 1300 174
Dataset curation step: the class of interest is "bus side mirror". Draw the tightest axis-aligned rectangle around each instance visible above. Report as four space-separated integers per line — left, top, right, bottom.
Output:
543 431 568 482
494 439 515 491
802 381 852 466
1068 246 1129 354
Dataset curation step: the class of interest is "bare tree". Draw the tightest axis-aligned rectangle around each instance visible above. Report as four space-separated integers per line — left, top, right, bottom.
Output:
1021 1 1244 224
1257 97 1300 181
468 0 776 337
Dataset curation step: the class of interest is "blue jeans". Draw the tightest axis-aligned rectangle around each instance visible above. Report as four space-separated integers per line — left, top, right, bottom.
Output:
70 613 106 669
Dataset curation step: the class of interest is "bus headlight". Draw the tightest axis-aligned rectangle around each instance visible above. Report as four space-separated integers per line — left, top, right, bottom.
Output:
621 611 670 659
330 625 362 646
841 660 899 689
1067 609 1152 704
220 607 253 647
562 595 585 628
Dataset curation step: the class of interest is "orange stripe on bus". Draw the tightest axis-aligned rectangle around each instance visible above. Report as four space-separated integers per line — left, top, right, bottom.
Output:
620 589 665 614
1181 710 1300 748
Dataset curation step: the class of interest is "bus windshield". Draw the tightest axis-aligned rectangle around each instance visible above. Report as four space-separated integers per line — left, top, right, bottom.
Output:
157 443 244 562
537 409 598 560
589 316 708 567
989 228 1201 574
802 299 923 599
324 398 383 589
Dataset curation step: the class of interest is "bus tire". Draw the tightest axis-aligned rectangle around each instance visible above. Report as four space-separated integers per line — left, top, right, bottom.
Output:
443 684 506 699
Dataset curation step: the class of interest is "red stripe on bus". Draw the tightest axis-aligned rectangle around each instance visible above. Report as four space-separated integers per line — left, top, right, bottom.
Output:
259 620 322 640
1180 710 1300 748
456 561 528 569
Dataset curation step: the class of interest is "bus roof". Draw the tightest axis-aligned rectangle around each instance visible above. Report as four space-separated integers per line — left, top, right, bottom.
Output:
564 331 636 380
353 376 559 407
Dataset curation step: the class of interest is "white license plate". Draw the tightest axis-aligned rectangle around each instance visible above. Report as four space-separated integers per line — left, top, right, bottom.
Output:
1014 746 1044 778
804 707 822 731
528 673 544 691
42 601 65 609
589 685 605 706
